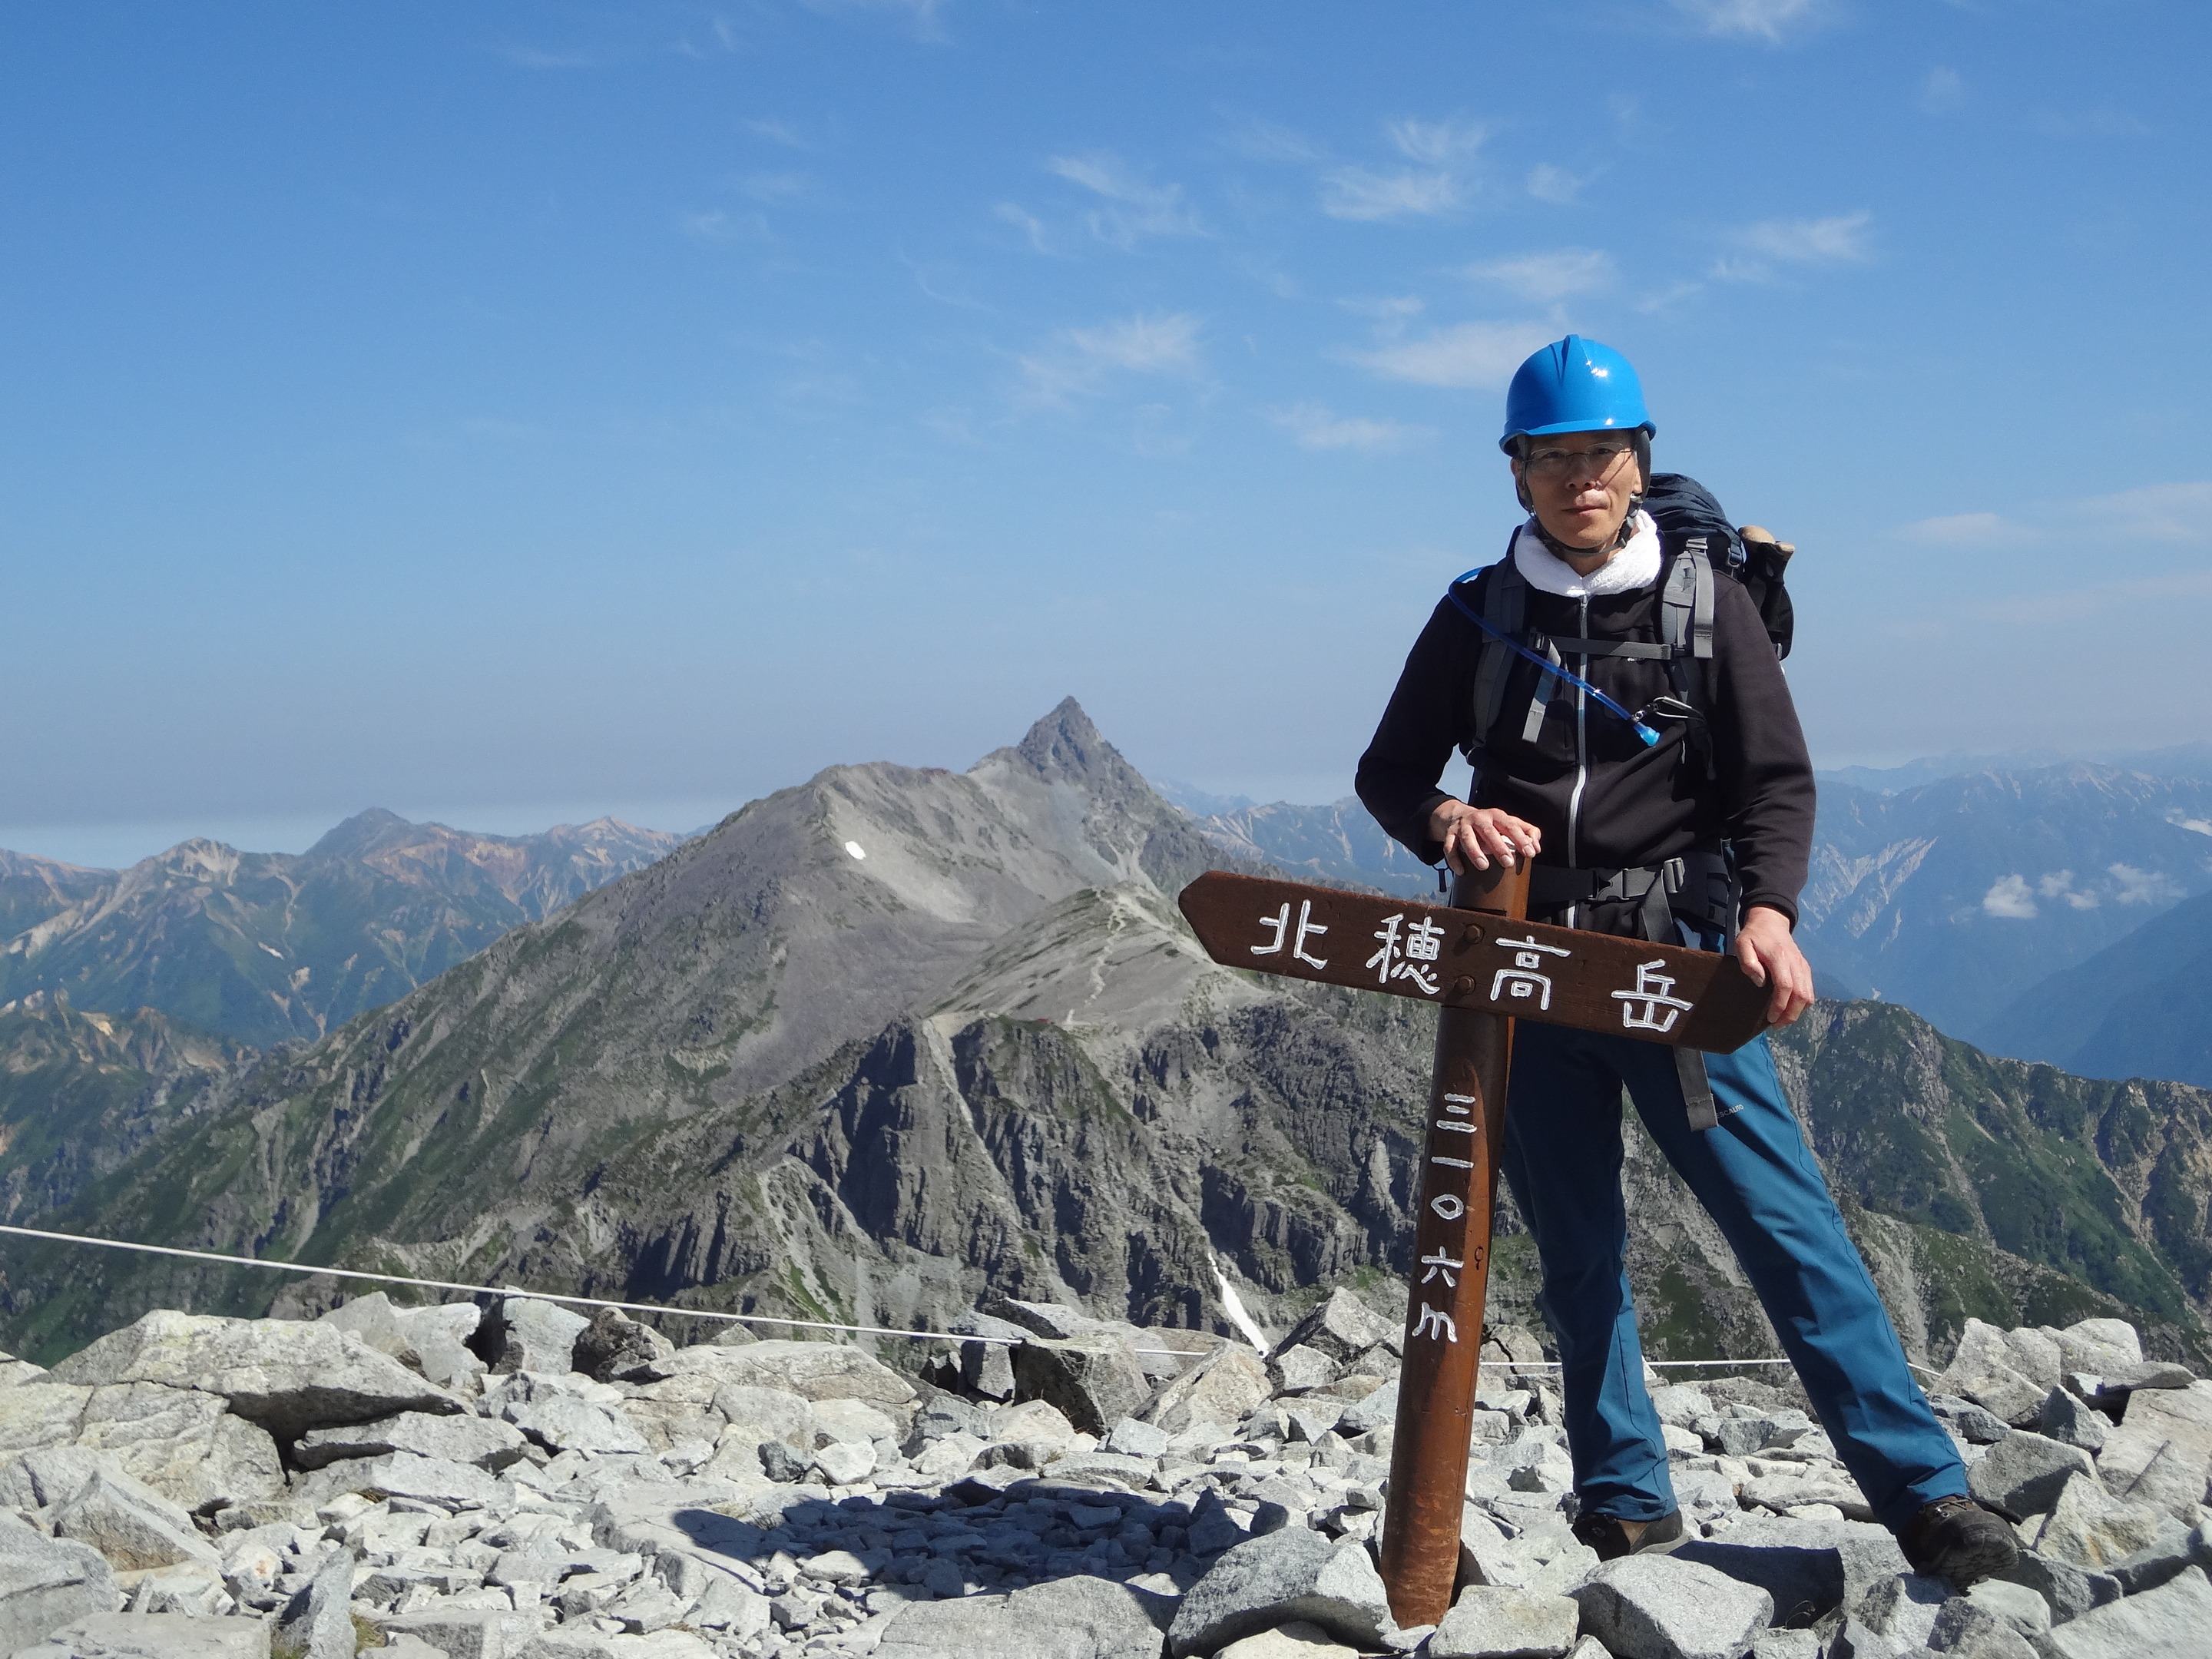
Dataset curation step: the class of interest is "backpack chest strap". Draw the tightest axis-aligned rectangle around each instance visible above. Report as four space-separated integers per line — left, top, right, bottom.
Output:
1542 636 1678 661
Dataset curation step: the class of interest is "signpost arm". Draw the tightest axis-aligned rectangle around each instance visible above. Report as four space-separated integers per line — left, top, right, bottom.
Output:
1377 860 1530 1630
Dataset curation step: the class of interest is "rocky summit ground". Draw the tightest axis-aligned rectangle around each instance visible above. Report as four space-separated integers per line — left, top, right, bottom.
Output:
0 1287 2207 1658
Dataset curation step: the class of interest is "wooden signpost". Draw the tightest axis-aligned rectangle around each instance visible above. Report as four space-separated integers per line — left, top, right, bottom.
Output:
1177 867 1770 1628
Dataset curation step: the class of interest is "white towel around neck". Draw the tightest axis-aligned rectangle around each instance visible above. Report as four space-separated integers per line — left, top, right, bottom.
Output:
1511 509 1661 598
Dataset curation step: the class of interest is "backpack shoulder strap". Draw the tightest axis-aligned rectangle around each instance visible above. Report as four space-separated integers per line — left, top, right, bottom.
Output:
1660 536 1715 661
1468 535 1528 747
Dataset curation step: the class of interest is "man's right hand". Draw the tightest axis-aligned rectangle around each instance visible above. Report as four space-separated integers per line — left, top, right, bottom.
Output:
1429 800 1542 876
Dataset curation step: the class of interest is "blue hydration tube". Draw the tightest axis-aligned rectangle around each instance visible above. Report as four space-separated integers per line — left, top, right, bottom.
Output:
1445 577 1662 747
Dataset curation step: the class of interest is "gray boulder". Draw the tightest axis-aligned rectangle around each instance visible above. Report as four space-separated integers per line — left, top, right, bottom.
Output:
1569 1555 1774 1659
1014 1335 1153 1437
1267 1346 1342 1396
1144 1345 1272 1437
2095 1386 2212 1522
316 1293 484 1389
1856 1571 1952 1650
0 1510 119 1655
493 1377 651 1455
663 1339 916 1406
1995 1548 2121 1624
876 1573 1173 1658
379 1608 512 1657
2038 1387 2108 1452
295 1409 528 1471
1677 1514 1906 1625
1334 1377 1400 1439
1967 1430 2095 1518
2041 1562 2212 1657
712 1384 814 1452
1963 1578 2052 1640
477 1296 591 1375
2030 1471 2164 1567
1272 1289 1396 1365
2104 1518 2212 1595
1430 1585 1581 1657
1168 1528 1394 1657
48 1310 459 1442
950 1313 1027 1402
22 1611 273 1656
72 1382 286 1512
1927 1595 2038 1657
571 1307 677 1384
979 1297 1097 1340
49 1468 220 1571
288 1449 505 1509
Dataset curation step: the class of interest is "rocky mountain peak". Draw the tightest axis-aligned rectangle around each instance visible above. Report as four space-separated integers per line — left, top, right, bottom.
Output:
989 697 1136 793
304 807 415 860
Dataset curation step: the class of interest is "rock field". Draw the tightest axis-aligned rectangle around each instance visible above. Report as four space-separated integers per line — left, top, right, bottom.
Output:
0 1288 2206 1657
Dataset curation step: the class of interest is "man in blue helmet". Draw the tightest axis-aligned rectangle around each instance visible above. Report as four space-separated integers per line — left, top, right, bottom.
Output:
1356 336 2018 1585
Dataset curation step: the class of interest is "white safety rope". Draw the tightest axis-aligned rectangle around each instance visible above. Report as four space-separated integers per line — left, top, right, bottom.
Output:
0 1222 1800 1372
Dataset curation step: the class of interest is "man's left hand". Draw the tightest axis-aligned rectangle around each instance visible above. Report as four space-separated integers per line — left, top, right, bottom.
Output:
1735 905 1815 1027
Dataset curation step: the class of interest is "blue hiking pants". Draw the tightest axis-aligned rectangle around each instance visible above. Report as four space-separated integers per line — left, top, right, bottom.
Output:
1498 1013 1968 1532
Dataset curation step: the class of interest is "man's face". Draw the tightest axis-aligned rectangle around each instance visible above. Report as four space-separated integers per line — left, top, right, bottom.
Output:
1510 429 1644 551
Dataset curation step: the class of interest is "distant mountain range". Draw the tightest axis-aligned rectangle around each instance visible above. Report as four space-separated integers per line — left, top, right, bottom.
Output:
1982 885 2212 1091
1176 761 2212 1084
1814 740 2212 794
1 701 2205 1376
0 810 683 1047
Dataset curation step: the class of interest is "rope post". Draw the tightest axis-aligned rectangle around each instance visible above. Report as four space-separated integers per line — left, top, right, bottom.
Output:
1377 859 1528 1630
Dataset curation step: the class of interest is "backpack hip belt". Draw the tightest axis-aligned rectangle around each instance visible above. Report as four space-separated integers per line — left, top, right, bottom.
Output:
1525 848 1736 945
1525 848 1738 1134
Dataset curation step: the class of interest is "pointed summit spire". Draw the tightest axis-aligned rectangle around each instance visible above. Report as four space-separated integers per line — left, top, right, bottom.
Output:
1006 697 1125 786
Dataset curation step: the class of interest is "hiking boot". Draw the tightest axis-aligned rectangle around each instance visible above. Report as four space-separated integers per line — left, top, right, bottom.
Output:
1899 1495 2019 1587
1571 1508 1685 1562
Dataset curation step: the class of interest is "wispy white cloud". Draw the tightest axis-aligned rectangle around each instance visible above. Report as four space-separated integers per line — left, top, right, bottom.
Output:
1387 117 1485 164
1469 248 1617 302
1717 210 1873 280
1634 280 1706 316
1673 0 1826 42
1320 167 1460 222
1337 295 1425 321
1265 404 1431 453
1219 114 1326 164
746 118 813 150
737 172 814 203
1018 313 1204 406
1737 210 1873 263
1345 320 1555 390
1917 68 1966 116
1525 164 1588 205
2036 108 2151 139
2111 863 2184 906
498 45 603 71
1903 512 2015 547
2081 482 2212 542
679 208 770 244
1909 484 2212 552
797 0 947 43
1045 151 1205 247
994 202 1055 256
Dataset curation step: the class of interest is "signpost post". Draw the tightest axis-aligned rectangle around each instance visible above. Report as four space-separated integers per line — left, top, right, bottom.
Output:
1177 867 1770 1628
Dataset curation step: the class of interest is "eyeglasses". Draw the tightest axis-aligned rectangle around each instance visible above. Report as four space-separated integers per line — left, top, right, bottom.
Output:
1522 441 1634 480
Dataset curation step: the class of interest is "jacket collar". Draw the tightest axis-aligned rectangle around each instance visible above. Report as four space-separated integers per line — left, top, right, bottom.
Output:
1512 510 1660 599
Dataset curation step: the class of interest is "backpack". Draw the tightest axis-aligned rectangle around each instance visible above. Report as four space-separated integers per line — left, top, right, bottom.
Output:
1462 472 1795 757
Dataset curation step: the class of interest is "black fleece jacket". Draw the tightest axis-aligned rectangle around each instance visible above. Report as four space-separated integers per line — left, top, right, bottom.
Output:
1354 550 1816 932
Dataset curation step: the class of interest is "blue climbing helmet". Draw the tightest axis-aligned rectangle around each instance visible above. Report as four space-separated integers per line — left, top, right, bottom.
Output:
1498 335 1656 453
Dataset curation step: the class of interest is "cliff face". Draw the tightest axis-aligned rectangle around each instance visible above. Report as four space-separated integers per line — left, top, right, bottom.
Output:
2 703 2206 1376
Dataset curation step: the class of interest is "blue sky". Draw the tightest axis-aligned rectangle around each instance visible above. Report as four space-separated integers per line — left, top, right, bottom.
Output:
3 0 2207 866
